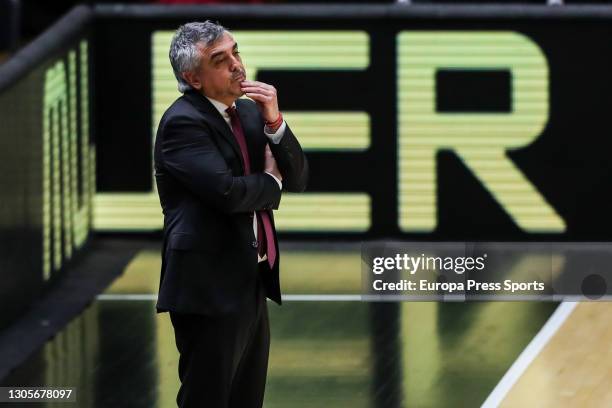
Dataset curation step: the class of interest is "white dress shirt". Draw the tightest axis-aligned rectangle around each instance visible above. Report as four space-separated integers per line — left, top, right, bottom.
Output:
205 96 285 263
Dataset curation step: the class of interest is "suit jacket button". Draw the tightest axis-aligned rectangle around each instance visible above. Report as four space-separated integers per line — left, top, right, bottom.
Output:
252 240 259 248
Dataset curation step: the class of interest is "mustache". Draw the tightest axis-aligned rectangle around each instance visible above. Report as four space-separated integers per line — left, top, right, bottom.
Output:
232 69 246 80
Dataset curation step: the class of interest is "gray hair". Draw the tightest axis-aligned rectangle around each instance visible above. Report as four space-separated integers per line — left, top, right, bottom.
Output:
169 21 228 93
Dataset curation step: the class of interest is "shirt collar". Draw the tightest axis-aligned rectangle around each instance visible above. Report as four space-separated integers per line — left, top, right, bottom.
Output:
204 96 236 120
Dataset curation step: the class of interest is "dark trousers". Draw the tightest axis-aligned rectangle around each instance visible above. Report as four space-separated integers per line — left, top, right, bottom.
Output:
169 273 270 408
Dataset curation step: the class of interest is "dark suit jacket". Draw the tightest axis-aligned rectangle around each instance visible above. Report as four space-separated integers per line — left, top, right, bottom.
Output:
154 89 308 316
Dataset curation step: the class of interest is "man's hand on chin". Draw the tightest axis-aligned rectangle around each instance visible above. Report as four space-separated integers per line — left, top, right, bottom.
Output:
240 80 281 124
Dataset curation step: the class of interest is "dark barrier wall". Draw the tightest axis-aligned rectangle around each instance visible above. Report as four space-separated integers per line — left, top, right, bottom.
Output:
90 5 612 240
0 6 94 329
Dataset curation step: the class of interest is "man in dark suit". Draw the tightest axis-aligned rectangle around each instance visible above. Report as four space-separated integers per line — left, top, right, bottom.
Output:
153 21 308 408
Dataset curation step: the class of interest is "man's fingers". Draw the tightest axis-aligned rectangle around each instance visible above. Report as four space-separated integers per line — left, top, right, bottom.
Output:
241 86 276 98
245 92 272 102
241 80 272 88
241 86 272 96
245 92 271 101
258 82 275 92
241 84 272 91
241 81 276 93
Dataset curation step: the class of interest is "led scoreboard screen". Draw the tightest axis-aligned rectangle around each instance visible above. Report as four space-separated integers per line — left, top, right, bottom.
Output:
92 7 612 240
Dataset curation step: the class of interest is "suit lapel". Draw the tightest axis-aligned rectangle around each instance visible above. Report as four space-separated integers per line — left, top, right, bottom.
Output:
183 90 243 169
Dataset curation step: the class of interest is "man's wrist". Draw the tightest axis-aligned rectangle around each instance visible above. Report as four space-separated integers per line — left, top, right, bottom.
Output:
265 112 283 133
264 120 286 144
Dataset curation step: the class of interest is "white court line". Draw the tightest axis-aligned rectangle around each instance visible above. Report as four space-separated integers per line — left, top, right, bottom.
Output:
97 294 158 301
283 294 362 301
481 301 578 408
96 294 363 302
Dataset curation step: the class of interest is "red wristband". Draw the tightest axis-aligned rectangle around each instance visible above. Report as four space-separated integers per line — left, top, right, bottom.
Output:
265 112 283 132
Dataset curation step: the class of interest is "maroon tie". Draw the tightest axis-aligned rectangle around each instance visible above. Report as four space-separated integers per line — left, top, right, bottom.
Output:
226 106 277 268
